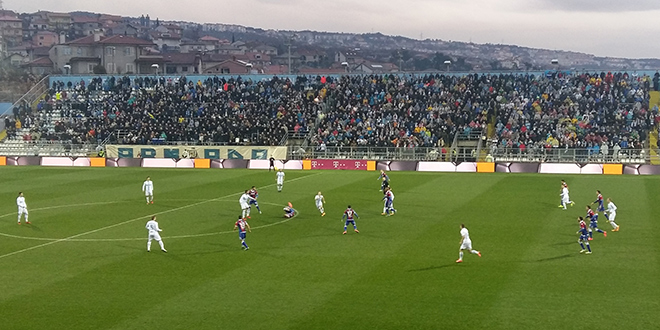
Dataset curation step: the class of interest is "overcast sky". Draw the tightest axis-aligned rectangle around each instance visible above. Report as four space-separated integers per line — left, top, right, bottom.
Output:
6 0 660 59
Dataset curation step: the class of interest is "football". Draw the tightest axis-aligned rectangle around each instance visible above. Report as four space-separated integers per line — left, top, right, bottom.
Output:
274 166 279 171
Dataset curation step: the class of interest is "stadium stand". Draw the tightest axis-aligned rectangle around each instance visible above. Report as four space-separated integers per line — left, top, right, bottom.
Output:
1 72 658 161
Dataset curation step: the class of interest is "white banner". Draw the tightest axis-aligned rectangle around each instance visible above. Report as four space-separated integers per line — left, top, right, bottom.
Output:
106 145 287 160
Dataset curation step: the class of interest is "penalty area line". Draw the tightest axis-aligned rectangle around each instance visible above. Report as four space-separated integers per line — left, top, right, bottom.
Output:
0 172 321 260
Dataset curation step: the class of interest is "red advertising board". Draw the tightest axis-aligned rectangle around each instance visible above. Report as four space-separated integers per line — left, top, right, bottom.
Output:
310 159 368 170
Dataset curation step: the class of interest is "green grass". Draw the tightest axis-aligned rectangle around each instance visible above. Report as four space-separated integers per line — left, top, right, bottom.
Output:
0 167 658 330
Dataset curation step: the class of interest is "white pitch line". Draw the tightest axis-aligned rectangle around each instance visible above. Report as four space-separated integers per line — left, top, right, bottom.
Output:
68 211 300 241
0 202 294 242
0 172 321 260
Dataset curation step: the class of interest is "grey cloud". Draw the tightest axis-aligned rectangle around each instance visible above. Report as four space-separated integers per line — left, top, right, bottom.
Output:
531 0 660 12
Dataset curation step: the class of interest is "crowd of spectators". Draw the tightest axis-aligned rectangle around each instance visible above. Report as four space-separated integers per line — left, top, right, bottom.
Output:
6 71 659 155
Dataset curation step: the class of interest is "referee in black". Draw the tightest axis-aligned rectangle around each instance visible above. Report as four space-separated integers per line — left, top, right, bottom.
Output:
269 157 275 171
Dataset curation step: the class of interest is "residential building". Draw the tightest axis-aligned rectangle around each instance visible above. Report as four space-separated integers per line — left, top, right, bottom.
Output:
352 61 399 74
32 31 59 47
203 59 252 74
149 31 181 52
22 57 54 75
45 12 72 31
98 14 123 25
251 44 278 56
71 15 101 37
0 14 23 45
108 23 138 37
50 33 155 74
180 40 209 53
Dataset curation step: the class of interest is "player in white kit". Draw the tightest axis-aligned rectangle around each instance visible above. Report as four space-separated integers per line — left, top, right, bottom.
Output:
559 186 574 210
142 176 154 204
145 216 167 252
276 169 285 192
239 190 254 219
16 192 30 224
605 198 619 232
315 191 326 216
457 224 481 263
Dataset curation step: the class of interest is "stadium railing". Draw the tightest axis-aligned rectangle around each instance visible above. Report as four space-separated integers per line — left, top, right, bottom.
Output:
288 145 650 163
490 147 648 163
289 146 447 161
0 141 96 157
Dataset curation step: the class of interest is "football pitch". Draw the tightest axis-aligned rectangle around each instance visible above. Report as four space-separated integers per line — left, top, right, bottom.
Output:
0 167 658 330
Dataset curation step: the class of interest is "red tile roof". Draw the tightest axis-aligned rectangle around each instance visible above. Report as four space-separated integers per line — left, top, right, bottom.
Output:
22 57 53 67
0 15 22 22
200 35 220 42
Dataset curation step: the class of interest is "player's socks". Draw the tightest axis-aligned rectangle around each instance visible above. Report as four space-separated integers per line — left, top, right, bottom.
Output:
471 250 479 255
147 241 152 251
604 213 609 220
459 251 464 260
586 244 591 252
146 197 150 204
588 230 593 238
158 241 165 251
241 240 248 249
580 243 585 250
344 225 348 231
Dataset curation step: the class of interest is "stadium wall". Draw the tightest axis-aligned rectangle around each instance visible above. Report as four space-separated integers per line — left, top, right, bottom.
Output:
2 156 660 175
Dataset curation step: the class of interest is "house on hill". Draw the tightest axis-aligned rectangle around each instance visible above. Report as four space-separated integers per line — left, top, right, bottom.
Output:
50 33 155 74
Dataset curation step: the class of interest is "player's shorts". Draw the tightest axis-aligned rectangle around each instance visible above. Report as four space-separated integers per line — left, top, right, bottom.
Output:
460 241 473 250
589 221 599 229
240 203 249 209
345 220 355 226
608 211 616 221
249 200 258 205
277 179 284 185
148 232 162 241
562 197 569 203
144 189 153 196
597 205 605 212
239 232 246 240
316 203 323 209
18 207 28 214
385 201 393 208
579 235 589 243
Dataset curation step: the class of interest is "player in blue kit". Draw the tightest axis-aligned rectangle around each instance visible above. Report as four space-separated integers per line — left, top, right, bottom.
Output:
586 205 607 240
576 216 592 254
248 186 262 214
283 202 297 218
378 170 390 191
342 205 360 235
381 187 396 216
591 190 605 212
233 216 251 251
